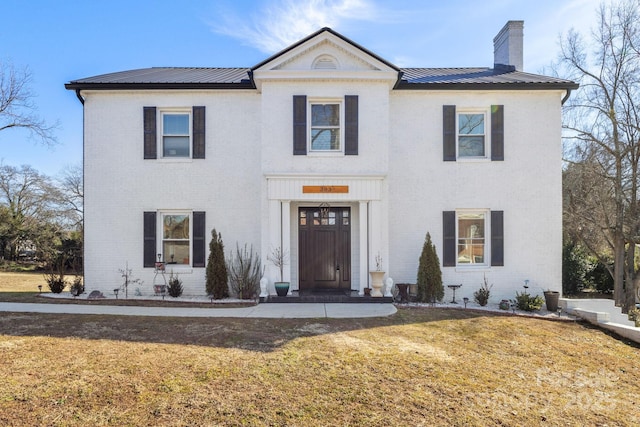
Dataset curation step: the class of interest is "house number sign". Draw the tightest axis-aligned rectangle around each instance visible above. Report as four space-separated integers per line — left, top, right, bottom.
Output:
302 185 349 194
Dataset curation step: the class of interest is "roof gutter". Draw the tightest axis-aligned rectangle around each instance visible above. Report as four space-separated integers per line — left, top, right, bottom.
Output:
561 88 573 105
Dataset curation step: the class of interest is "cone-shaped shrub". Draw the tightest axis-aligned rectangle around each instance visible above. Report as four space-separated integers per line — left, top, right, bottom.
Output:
416 232 444 303
206 229 229 299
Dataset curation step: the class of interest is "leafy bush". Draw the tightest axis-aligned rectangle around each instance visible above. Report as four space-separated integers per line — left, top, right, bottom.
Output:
474 275 492 306
206 229 229 299
562 241 589 295
44 272 66 293
167 271 183 298
512 291 544 311
416 232 443 303
70 276 84 296
227 243 262 299
588 260 614 294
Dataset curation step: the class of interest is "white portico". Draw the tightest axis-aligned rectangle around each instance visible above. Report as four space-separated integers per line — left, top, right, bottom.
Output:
264 175 387 295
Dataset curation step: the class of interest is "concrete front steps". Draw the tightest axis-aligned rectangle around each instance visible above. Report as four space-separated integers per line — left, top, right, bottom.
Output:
561 298 640 344
262 290 393 304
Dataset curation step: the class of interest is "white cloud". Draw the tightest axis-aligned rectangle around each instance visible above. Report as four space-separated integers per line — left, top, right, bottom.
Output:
211 0 380 53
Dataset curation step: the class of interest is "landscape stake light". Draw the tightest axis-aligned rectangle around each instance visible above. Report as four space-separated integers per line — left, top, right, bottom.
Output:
114 288 119 299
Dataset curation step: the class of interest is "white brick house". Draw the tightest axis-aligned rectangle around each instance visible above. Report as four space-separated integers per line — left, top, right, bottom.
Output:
65 22 577 301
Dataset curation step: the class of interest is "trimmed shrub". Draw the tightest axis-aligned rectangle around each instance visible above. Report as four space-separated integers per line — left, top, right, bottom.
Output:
513 291 544 311
167 271 183 298
474 275 492 306
70 276 84 296
562 241 589 295
206 229 229 299
44 272 66 293
416 232 444 303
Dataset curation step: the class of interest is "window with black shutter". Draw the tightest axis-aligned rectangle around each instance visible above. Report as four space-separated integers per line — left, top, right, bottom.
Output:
192 211 206 268
293 95 307 155
143 107 157 159
143 212 157 267
192 106 206 159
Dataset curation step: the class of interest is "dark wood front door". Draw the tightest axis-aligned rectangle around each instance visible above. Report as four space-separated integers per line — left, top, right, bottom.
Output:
298 207 351 291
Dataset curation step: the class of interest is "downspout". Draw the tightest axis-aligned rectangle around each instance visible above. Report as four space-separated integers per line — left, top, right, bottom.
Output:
75 89 85 105
561 89 572 105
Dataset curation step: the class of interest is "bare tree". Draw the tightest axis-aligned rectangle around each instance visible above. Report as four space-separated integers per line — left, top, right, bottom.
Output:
57 164 83 230
0 164 61 260
0 61 57 146
559 0 640 311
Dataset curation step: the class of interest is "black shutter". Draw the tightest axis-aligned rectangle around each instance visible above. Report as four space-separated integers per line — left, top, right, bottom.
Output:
345 95 358 155
491 210 504 266
143 107 157 159
443 105 456 161
143 211 156 267
491 105 504 161
193 106 205 159
293 95 307 155
443 211 456 266
192 211 206 268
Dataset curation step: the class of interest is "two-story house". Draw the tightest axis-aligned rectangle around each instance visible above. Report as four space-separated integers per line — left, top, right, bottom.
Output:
65 22 577 301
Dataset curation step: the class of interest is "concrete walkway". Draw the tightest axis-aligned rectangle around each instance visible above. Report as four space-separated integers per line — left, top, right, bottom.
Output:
0 302 397 319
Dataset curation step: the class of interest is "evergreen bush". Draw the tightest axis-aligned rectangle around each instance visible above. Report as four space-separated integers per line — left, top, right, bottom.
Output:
416 232 444 303
474 275 492 306
206 229 229 299
167 271 183 297
562 240 589 295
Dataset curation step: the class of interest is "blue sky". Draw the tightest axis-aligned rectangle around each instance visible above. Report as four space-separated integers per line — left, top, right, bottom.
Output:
1 0 600 177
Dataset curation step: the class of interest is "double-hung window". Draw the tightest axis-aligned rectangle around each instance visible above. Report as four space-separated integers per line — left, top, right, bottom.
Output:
310 102 341 152
457 112 486 158
162 213 190 265
162 112 190 158
457 212 486 265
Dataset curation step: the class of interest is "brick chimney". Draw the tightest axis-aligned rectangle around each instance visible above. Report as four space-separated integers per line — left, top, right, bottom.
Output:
493 20 524 71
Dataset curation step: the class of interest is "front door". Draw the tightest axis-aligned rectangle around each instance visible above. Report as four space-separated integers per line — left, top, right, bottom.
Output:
298 207 351 291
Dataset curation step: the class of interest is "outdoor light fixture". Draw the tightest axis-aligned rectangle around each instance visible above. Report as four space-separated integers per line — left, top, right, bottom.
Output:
37 285 42 293
319 202 331 219
557 307 562 317
463 297 469 308
114 288 119 299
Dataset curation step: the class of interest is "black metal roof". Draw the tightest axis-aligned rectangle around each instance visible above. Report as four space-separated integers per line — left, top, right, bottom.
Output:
64 28 577 92
65 65 577 91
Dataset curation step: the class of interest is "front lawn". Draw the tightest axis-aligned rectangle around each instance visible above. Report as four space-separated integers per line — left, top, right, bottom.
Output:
0 308 638 426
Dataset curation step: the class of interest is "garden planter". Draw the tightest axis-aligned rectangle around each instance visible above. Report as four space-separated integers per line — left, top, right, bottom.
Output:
369 271 385 297
544 291 560 312
274 282 290 297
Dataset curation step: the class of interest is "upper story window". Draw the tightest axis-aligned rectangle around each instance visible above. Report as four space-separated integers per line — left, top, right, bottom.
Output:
457 112 486 158
143 106 205 160
293 95 357 156
310 102 341 152
162 112 190 158
442 105 503 162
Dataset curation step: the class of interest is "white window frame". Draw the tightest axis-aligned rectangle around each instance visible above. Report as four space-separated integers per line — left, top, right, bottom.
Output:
455 209 490 268
158 211 192 269
160 109 191 159
456 109 488 160
308 99 344 155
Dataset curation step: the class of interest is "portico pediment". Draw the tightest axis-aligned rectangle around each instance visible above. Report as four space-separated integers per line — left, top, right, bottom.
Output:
251 27 400 91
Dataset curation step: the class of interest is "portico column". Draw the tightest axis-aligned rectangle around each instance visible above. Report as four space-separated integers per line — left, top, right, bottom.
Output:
359 201 369 295
281 200 292 294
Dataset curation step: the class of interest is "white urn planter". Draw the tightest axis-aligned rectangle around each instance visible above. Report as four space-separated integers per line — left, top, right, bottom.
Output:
369 271 385 297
